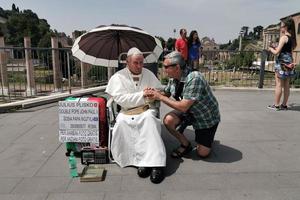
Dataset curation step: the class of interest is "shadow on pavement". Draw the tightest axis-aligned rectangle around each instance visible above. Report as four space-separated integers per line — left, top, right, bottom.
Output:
288 103 300 111
162 128 243 176
190 140 243 163
164 156 183 177
163 139 243 176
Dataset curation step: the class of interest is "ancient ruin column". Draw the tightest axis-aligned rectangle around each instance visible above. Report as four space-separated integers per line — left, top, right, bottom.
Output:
107 67 115 80
0 37 4 48
80 62 91 88
24 37 36 96
51 37 62 92
0 37 9 95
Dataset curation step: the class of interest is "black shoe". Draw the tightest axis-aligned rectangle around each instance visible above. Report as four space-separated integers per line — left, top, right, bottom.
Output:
267 104 280 111
280 104 288 110
150 167 164 184
137 167 151 178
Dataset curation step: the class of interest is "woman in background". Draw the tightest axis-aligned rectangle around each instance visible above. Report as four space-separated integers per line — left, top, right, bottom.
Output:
268 17 297 111
188 30 201 70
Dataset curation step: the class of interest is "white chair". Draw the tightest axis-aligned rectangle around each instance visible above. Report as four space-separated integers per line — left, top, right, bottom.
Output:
106 97 118 163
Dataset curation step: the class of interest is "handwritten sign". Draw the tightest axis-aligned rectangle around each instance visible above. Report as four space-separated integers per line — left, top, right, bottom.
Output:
58 100 99 143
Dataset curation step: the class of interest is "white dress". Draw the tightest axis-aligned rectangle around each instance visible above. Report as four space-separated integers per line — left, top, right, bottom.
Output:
105 67 166 167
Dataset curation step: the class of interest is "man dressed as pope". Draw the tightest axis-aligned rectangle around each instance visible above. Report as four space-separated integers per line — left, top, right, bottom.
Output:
105 47 166 184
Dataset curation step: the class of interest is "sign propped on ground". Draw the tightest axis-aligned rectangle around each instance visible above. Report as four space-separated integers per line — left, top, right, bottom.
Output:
58 100 99 143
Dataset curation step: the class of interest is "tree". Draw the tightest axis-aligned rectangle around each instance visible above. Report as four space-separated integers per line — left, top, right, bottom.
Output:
241 26 249 37
3 5 53 47
228 38 240 50
225 51 255 69
73 30 86 39
219 40 233 50
248 31 254 39
253 25 263 40
0 7 7 18
12 4 17 12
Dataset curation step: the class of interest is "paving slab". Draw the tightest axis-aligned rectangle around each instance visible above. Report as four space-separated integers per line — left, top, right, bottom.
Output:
11 177 71 194
0 142 11 154
222 188 300 200
66 176 122 193
256 141 300 172
0 110 42 126
0 90 299 200
161 189 223 200
46 193 104 200
216 122 283 142
121 174 174 191
0 194 48 200
34 144 70 177
0 178 22 194
21 105 58 126
0 142 60 177
14 124 60 145
104 191 160 200
0 124 35 144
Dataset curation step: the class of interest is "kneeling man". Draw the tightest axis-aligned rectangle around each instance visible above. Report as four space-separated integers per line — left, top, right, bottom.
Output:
105 47 166 184
147 51 220 158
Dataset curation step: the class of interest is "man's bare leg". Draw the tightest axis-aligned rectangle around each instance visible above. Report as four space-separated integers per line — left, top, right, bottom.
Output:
163 111 190 154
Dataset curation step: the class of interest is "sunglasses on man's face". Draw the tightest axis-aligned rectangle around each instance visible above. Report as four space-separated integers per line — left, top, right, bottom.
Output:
163 64 177 69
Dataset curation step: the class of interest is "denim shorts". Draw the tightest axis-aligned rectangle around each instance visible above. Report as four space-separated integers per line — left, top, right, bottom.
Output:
275 53 296 79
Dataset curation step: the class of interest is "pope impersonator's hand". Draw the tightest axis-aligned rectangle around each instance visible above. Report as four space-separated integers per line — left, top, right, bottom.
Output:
143 88 154 97
148 89 162 101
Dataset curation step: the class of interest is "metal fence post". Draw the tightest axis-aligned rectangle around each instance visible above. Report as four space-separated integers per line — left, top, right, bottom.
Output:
0 37 9 96
24 37 36 96
67 52 71 94
258 50 267 89
51 37 62 92
0 52 8 96
81 62 91 88
107 67 115 80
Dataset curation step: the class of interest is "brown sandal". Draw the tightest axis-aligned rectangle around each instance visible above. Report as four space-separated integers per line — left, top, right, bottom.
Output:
171 142 193 158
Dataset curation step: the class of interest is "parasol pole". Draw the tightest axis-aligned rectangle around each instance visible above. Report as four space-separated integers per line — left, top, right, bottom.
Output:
117 31 121 71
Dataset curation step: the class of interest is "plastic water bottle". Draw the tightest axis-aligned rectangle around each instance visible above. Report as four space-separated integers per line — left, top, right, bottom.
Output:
68 151 78 178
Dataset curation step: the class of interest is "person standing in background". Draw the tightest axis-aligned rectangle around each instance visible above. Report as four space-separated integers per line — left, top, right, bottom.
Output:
188 30 202 70
267 17 297 111
175 28 188 62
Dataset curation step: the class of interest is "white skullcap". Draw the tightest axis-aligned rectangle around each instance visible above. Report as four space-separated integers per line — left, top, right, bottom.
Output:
127 47 143 57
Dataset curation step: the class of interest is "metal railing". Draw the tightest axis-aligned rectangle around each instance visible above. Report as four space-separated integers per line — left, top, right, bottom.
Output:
158 49 300 88
1 47 300 104
0 47 108 104
200 50 269 88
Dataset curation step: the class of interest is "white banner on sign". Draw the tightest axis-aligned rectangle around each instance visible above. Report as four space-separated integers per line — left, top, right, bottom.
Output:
58 100 99 143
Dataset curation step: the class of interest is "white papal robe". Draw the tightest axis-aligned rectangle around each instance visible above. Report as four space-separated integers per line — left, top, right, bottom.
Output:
105 67 166 167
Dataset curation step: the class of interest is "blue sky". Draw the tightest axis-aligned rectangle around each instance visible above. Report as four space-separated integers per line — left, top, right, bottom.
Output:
0 0 299 43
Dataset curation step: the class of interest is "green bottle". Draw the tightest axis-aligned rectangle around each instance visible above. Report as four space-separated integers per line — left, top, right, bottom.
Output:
69 151 78 178
66 143 76 155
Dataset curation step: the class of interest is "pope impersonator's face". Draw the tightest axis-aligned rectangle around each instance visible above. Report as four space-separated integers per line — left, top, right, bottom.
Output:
127 54 144 75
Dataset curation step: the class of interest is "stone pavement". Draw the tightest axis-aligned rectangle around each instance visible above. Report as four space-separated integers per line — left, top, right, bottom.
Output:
0 90 300 200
